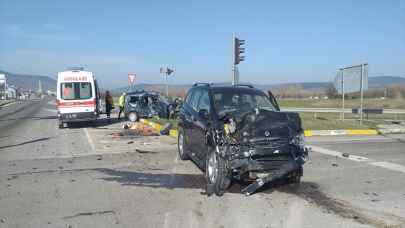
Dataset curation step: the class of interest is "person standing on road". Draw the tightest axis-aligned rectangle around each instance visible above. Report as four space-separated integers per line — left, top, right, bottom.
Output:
118 92 126 120
105 91 114 122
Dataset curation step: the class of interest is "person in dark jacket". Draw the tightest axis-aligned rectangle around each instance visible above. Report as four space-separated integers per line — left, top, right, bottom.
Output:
105 91 114 122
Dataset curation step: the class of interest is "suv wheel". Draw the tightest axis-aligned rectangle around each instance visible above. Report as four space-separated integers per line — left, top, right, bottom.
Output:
128 112 138 122
58 120 64 129
287 167 302 186
177 128 189 160
206 148 230 197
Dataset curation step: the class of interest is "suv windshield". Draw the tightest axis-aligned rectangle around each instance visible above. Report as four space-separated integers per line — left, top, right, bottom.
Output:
61 82 92 100
213 89 276 117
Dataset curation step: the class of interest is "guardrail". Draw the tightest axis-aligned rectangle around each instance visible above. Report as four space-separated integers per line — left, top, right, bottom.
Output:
281 107 405 114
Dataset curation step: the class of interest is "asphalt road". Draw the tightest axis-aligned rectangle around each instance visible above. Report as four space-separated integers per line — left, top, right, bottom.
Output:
0 99 405 228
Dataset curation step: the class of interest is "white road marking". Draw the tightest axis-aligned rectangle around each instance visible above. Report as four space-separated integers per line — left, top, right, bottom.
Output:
311 145 405 174
169 153 179 187
163 212 171 228
284 201 304 228
310 145 370 162
370 161 405 174
84 128 96 152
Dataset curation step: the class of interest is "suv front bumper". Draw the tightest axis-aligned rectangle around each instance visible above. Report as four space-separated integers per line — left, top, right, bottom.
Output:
225 144 308 176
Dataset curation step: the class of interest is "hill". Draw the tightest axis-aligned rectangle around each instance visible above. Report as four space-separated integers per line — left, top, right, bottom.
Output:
0 70 56 92
112 76 405 96
368 76 405 88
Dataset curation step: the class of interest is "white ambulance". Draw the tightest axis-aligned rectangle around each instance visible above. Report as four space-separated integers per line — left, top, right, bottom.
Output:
56 68 100 128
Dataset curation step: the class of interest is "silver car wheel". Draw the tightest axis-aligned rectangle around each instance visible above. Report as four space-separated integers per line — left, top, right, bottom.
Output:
208 152 218 184
128 112 138 122
178 133 184 156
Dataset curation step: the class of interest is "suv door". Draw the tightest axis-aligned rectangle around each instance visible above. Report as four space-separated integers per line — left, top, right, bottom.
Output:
188 88 203 159
180 89 196 153
193 88 211 163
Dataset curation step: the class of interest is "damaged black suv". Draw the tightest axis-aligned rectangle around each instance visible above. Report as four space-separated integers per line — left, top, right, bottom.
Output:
177 83 309 196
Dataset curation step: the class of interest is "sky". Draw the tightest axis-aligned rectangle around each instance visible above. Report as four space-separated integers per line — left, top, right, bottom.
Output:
0 0 404 88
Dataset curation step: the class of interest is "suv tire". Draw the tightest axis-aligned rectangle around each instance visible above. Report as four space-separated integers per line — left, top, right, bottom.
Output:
58 120 64 129
177 128 189 160
206 148 230 196
287 167 302 186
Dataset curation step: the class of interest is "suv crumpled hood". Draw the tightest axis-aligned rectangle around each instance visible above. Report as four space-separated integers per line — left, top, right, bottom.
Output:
232 109 302 145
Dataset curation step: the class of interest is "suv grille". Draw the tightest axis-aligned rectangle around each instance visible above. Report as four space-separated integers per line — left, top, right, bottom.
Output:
250 138 289 148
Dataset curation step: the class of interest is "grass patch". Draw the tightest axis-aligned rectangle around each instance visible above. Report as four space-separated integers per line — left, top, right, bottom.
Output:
148 112 405 131
299 112 377 130
279 98 405 109
278 99 315 108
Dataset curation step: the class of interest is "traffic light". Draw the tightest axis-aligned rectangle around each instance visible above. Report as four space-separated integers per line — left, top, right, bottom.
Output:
234 38 245 65
167 68 174 75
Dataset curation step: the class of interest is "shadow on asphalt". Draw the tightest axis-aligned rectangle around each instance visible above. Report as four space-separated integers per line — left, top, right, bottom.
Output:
0 137 51 149
95 168 396 226
96 168 297 195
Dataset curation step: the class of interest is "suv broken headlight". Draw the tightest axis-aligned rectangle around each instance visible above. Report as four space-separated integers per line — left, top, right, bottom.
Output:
290 132 305 148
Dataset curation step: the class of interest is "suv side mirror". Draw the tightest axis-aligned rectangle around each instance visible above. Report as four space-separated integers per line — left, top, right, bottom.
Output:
198 109 209 119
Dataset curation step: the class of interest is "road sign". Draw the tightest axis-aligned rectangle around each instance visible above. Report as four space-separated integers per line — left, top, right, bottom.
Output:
334 64 368 124
128 74 136 86
334 64 368 94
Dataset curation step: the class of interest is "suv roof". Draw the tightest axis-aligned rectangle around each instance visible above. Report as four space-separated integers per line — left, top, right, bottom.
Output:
192 83 264 94
193 82 254 88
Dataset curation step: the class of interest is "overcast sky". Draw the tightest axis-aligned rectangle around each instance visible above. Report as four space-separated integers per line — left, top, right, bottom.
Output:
1 0 404 88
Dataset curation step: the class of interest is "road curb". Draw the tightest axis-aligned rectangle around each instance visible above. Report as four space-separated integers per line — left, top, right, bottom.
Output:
0 100 15 107
304 129 378 137
141 119 380 138
378 128 405 134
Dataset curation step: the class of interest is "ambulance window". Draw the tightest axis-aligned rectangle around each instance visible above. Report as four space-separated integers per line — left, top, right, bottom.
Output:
79 83 91 99
61 82 92 100
61 83 75 99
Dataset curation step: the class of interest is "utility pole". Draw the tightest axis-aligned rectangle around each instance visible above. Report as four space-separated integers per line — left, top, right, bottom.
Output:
232 35 245 85
341 69 345 120
360 64 366 125
38 80 43 95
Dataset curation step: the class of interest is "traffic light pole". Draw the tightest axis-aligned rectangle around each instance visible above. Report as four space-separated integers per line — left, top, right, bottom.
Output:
232 34 236 85
165 72 169 97
232 34 245 85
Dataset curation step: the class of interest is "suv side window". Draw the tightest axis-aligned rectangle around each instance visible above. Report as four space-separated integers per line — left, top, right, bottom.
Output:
190 88 202 111
185 89 194 108
197 89 210 113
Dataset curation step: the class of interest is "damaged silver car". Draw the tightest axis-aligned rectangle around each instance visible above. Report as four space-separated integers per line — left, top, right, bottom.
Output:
178 83 309 196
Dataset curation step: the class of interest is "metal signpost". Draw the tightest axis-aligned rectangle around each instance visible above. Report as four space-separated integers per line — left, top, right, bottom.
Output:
128 73 136 91
334 63 368 124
